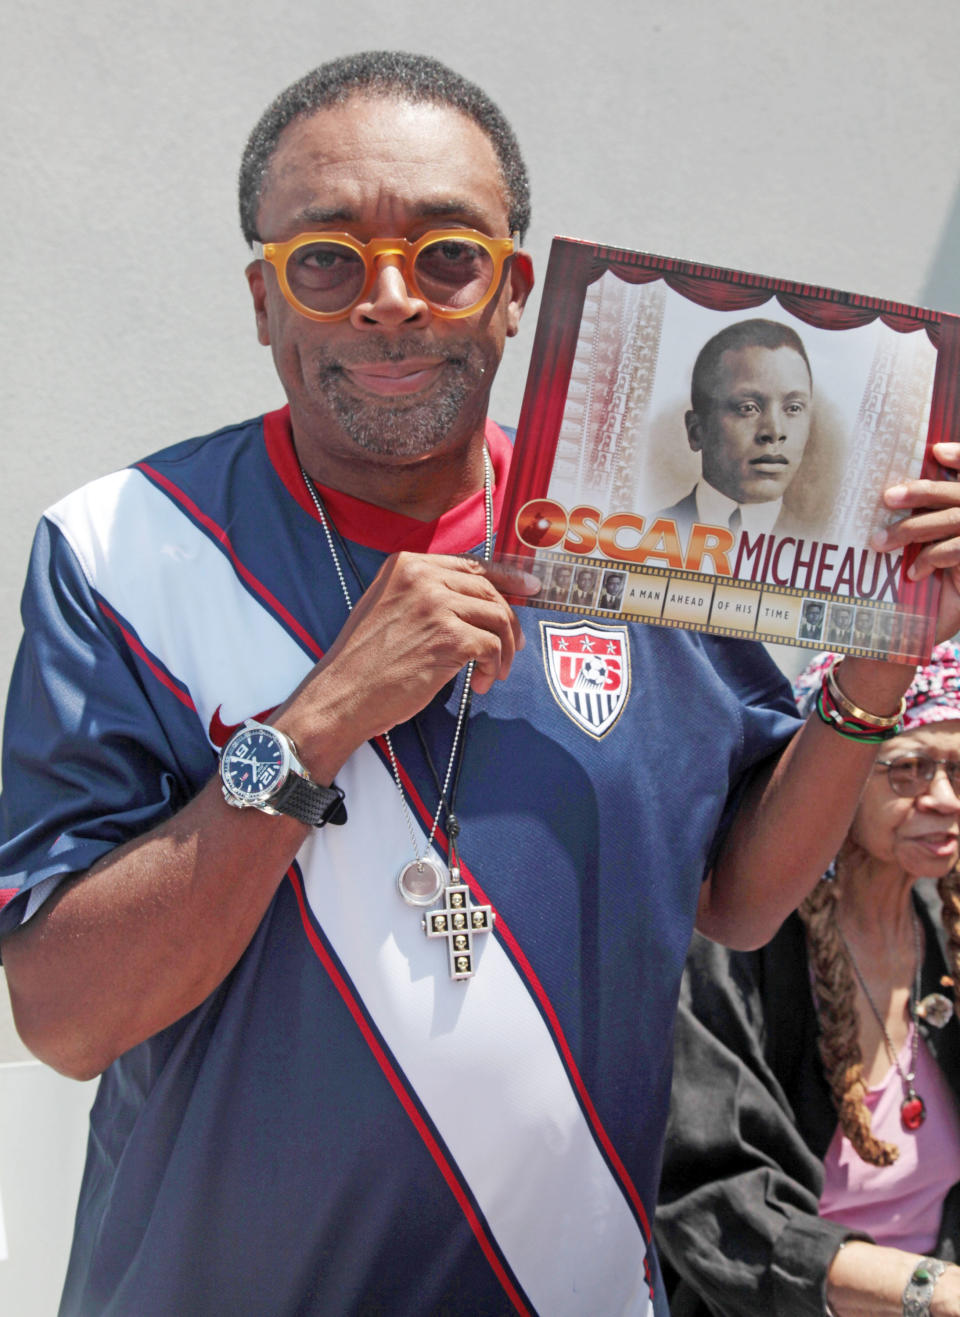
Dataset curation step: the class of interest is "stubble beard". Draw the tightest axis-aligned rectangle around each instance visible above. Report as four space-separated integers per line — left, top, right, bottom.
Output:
312 335 490 459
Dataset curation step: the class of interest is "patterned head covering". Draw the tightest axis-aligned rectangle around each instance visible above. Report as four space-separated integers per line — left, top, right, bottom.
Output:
793 641 960 731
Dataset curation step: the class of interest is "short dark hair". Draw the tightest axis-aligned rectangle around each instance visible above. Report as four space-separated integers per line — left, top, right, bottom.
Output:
238 51 531 245
690 318 812 416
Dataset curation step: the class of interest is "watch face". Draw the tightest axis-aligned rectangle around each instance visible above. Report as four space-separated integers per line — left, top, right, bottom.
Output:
221 725 289 805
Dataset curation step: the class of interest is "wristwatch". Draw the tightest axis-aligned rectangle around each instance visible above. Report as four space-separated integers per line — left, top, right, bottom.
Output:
220 720 346 827
902 1257 947 1317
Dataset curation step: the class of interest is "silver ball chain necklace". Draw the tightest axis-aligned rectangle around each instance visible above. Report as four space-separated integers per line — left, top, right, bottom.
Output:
299 448 496 981
836 907 927 1130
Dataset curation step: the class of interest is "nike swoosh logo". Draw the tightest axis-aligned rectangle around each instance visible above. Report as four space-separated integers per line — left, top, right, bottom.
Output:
208 704 277 749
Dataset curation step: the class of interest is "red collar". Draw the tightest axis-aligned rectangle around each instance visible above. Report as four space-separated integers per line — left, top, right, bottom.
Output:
263 405 512 554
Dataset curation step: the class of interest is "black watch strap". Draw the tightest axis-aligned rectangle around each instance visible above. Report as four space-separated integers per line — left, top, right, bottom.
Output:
272 773 347 827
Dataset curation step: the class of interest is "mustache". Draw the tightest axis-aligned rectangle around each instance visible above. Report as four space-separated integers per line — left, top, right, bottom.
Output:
321 336 472 369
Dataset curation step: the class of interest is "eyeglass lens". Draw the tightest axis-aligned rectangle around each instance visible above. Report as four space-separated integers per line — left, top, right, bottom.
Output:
285 237 495 315
884 755 960 796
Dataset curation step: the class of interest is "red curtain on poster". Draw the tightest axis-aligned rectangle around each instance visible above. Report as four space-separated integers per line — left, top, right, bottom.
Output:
588 256 941 345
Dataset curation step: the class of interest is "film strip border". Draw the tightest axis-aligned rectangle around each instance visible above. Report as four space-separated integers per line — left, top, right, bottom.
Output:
507 551 934 665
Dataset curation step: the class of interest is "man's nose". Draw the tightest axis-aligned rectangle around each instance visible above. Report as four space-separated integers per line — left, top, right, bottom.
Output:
349 255 430 329
755 404 786 444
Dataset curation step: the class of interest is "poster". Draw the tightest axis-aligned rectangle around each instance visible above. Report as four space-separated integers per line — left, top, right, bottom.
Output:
497 239 960 662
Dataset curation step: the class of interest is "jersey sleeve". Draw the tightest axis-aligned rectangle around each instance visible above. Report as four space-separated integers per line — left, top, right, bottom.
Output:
0 515 208 939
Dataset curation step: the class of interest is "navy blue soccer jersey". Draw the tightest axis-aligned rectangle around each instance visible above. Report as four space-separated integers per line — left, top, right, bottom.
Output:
0 408 800 1316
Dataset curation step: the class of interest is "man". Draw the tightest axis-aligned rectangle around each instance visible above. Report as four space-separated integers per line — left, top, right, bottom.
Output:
798 598 826 641
528 556 554 595
598 569 626 612
826 601 856 646
568 565 599 607
658 318 815 543
544 560 573 603
0 50 958 1317
852 606 876 649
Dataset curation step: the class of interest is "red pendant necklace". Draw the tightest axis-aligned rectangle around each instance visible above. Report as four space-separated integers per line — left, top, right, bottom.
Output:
837 908 926 1131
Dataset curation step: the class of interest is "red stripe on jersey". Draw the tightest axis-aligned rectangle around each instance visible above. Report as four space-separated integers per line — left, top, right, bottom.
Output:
135 462 324 660
369 736 653 1255
288 867 533 1317
456 860 654 1251
97 602 197 712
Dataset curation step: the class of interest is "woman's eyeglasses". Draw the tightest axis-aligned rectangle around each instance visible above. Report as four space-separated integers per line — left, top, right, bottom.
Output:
875 754 960 798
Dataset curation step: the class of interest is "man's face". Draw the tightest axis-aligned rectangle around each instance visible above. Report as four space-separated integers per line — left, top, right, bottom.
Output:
685 345 812 504
246 96 532 468
554 566 572 591
576 569 596 591
605 574 624 598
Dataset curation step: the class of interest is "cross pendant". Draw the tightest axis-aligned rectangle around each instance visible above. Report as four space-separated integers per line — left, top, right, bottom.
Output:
422 867 494 980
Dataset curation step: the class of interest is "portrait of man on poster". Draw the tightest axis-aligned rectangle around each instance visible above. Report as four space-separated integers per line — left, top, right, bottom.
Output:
569 566 599 607
545 562 574 603
656 318 817 542
853 606 876 648
798 598 825 641
598 571 626 611
528 557 554 594
826 601 855 645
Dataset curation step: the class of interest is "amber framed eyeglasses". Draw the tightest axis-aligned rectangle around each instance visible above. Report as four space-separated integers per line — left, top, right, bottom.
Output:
251 229 519 322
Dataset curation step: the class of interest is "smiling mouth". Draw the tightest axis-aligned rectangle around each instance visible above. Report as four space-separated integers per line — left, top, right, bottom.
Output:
340 359 449 398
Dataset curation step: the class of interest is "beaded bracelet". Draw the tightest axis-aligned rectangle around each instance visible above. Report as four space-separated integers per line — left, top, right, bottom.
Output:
814 658 905 742
825 658 906 729
814 690 899 742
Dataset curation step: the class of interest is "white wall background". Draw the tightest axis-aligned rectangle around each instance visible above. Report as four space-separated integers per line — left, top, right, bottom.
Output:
2 0 960 1309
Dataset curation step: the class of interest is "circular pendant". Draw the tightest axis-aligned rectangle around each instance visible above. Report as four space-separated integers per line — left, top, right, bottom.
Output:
901 1093 926 1131
397 856 446 907
917 991 954 1029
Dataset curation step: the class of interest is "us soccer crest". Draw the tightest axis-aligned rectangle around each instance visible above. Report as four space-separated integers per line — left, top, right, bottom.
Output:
540 621 631 738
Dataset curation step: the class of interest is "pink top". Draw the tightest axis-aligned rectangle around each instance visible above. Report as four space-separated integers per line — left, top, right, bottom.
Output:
819 1028 960 1250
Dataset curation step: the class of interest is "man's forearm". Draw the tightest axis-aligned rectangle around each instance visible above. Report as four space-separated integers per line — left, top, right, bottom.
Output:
697 656 915 949
0 553 535 1080
1 776 309 1080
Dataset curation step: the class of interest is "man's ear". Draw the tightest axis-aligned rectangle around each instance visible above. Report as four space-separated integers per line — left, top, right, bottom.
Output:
505 251 534 338
684 409 703 453
245 261 272 346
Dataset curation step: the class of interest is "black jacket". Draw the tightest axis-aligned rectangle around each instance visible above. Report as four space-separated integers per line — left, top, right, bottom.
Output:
655 883 960 1317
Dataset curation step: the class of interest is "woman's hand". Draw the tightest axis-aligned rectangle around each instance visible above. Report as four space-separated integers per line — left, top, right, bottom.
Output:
827 1242 960 1316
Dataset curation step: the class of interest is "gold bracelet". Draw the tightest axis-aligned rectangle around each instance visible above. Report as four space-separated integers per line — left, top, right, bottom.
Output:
826 658 906 730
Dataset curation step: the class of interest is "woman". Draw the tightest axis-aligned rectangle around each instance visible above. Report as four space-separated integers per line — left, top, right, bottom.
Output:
656 645 960 1317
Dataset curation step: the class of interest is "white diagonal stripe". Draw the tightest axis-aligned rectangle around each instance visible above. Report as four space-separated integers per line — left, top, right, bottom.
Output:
50 469 654 1315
